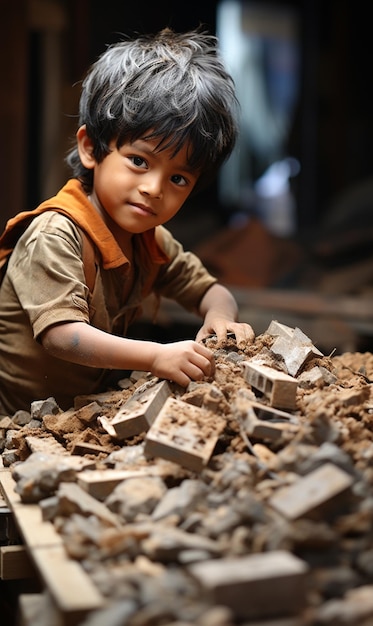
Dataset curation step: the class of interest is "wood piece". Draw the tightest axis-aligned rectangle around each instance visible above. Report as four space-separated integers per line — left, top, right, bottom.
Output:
242 361 298 409
189 550 309 619
78 468 161 501
0 544 36 580
0 470 64 549
144 397 226 472
269 462 354 520
231 287 373 322
70 441 111 456
0 470 104 623
31 544 104 622
111 379 172 439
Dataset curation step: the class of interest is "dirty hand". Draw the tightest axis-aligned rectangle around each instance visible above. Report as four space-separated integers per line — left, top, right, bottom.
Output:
195 283 255 348
150 339 215 387
196 318 255 349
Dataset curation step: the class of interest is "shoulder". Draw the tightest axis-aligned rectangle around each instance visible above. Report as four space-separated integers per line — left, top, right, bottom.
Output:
18 211 83 253
154 225 183 256
23 211 81 238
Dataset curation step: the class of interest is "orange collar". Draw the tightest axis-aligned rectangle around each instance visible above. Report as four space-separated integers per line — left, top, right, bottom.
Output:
0 179 169 269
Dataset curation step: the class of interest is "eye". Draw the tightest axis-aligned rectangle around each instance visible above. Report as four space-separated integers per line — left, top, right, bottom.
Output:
171 174 188 186
128 155 148 168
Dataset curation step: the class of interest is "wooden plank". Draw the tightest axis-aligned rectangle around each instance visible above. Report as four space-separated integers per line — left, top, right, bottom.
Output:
0 470 63 549
0 470 104 622
231 287 373 322
0 544 36 580
31 544 104 619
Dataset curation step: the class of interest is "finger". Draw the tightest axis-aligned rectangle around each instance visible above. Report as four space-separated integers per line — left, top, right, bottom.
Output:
189 353 215 379
235 325 255 347
194 342 214 360
195 329 214 344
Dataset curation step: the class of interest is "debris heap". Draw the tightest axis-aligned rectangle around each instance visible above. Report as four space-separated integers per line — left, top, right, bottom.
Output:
2 321 373 625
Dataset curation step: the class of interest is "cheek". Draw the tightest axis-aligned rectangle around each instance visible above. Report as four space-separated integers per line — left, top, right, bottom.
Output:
161 199 187 222
94 166 125 194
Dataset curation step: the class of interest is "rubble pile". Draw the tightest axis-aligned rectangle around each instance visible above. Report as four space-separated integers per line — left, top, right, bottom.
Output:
2 322 373 625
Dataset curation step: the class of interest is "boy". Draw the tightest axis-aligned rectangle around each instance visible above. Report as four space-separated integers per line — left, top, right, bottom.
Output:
0 28 255 414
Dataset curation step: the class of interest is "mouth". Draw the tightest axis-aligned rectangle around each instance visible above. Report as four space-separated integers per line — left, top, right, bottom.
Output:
130 202 156 216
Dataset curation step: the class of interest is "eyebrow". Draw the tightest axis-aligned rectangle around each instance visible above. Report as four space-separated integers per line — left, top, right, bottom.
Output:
131 139 198 175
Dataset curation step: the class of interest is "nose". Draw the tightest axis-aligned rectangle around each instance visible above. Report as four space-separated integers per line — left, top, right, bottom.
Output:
139 173 163 198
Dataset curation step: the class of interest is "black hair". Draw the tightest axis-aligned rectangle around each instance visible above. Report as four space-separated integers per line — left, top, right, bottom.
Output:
66 27 239 194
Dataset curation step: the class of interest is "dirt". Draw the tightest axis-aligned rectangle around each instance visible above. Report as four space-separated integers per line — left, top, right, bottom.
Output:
3 329 373 625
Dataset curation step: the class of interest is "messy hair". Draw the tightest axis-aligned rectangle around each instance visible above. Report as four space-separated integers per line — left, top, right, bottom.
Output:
66 27 239 194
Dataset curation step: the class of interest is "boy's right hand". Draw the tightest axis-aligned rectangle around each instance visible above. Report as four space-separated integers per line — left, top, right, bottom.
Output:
151 340 215 387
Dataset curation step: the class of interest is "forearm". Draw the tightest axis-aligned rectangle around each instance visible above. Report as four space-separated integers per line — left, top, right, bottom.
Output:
196 283 255 346
41 321 215 387
41 322 159 371
198 283 239 322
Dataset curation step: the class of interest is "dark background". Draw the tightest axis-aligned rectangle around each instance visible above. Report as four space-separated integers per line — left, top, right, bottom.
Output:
2 2 372 227
1 0 373 302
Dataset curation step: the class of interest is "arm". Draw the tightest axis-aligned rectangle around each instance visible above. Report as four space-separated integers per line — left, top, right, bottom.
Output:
40 322 214 388
195 283 255 347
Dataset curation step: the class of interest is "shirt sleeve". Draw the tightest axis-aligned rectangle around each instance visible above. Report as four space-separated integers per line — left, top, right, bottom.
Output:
153 226 218 311
7 212 90 339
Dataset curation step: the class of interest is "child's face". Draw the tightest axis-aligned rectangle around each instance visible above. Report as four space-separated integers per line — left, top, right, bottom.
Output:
78 126 200 235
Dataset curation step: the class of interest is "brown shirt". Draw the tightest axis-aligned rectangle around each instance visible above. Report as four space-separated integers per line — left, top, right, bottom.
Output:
0 180 217 413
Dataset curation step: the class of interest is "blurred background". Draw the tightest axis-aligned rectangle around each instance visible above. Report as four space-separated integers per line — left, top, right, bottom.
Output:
1 0 373 354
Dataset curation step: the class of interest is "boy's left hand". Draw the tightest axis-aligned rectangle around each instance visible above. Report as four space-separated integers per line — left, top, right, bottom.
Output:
196 319 255 349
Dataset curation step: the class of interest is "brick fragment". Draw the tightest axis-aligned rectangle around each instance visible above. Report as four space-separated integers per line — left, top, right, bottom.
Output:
112 379 172 439
73 401 102 424
266 320 295 339
267 324 324 377
78 468 160 501
269 462 354 520
56 482 120 527
242 361 298 410
189 550 309 619
144 397 226 472
242 401 299 442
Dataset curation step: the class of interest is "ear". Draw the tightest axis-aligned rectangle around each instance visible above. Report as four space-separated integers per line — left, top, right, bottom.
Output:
76 125 96 169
